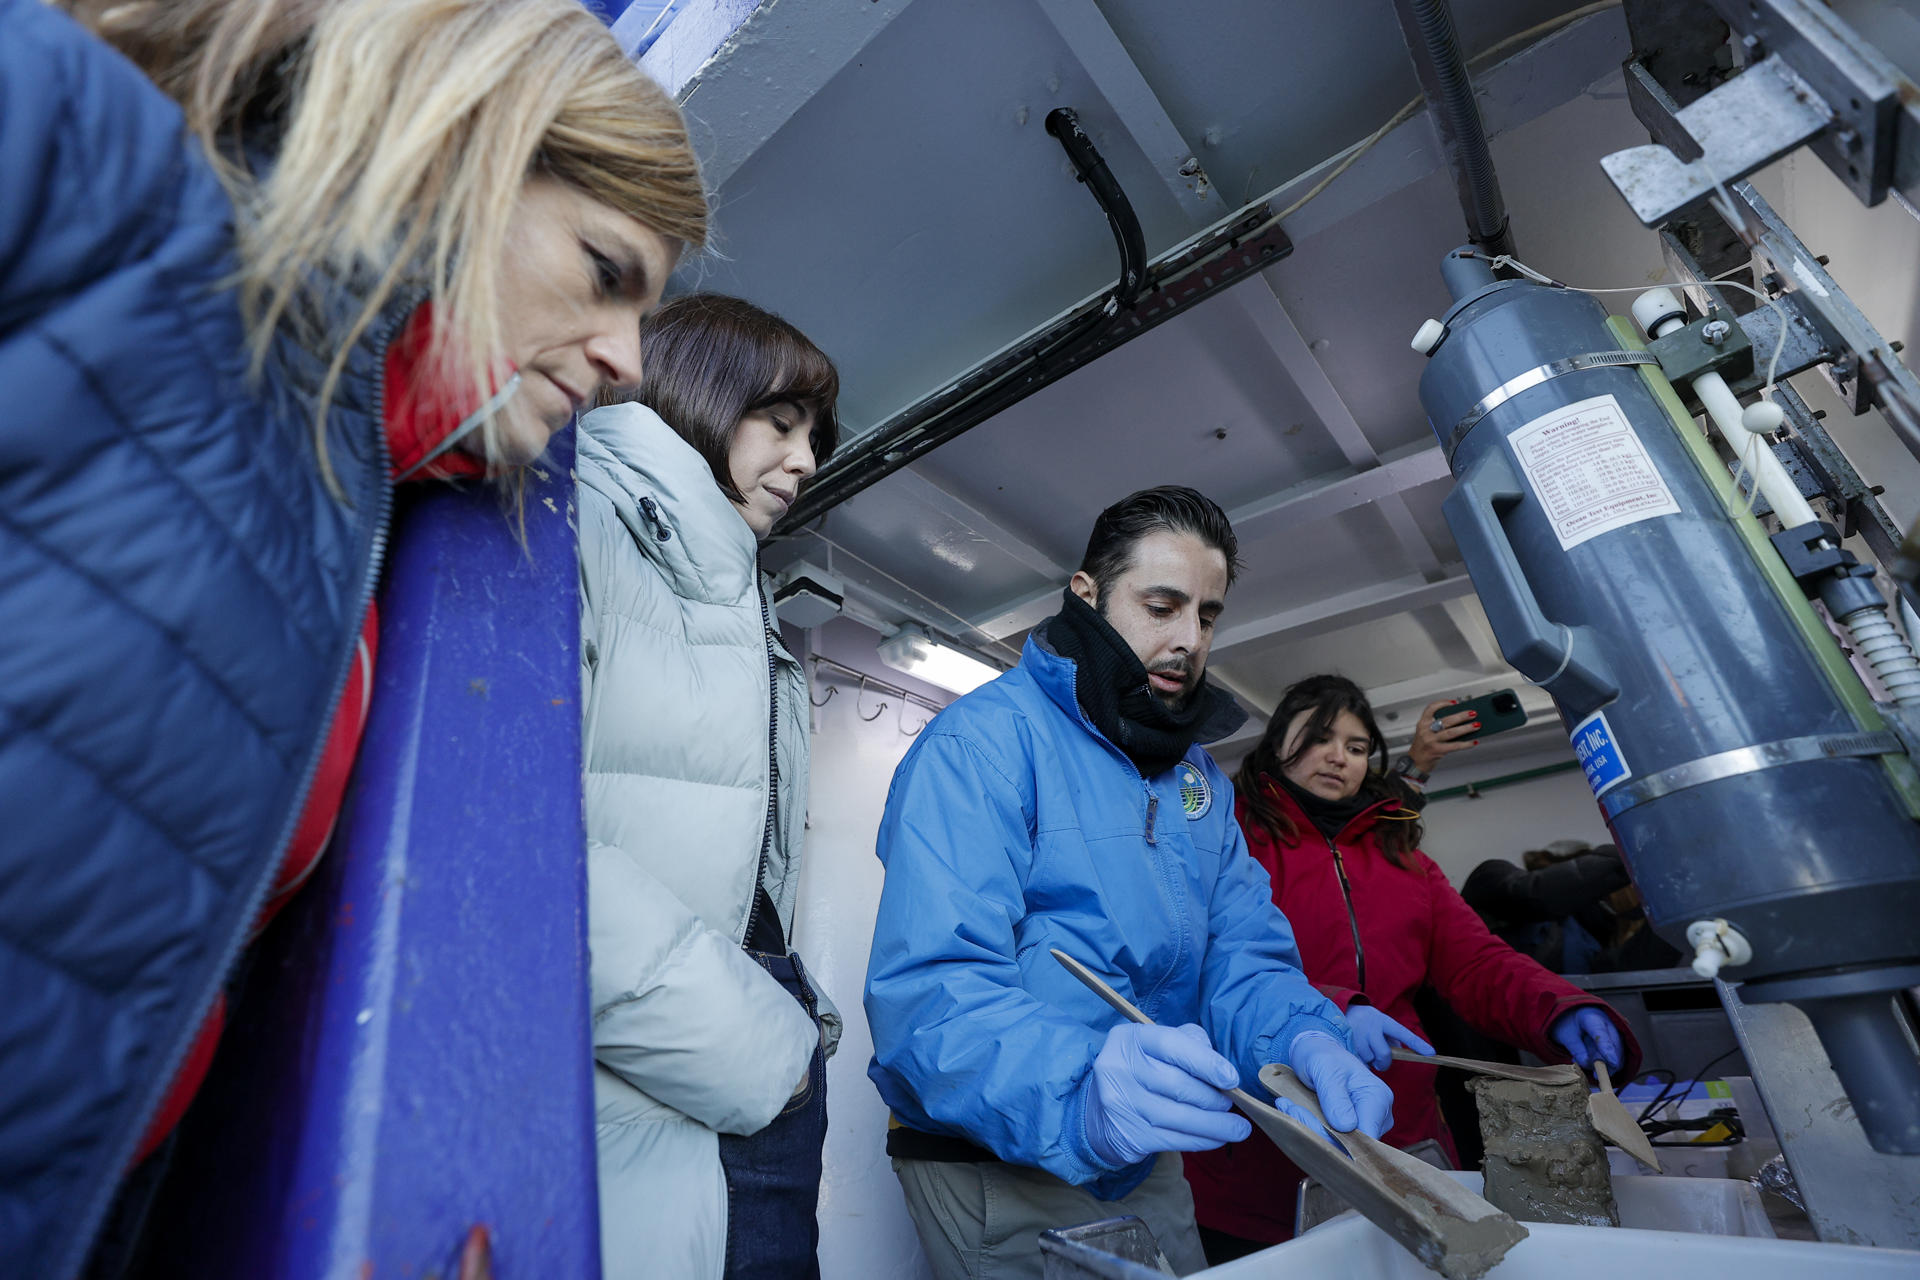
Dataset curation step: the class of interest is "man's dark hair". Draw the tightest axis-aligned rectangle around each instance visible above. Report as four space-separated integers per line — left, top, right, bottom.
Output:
1077 485 1242 594
606 293 840 502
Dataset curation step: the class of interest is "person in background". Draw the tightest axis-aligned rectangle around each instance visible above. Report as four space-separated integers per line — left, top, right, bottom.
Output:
577 296 843 1280
1183 675 1640 1264
866 489 1392 1280
4 3 704 1275
1465 841 1632 974
1466 842 1682 975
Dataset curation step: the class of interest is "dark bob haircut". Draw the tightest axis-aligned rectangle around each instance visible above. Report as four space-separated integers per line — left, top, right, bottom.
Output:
1077 485 1243 594
625 294 840 503
1235 674 1422 865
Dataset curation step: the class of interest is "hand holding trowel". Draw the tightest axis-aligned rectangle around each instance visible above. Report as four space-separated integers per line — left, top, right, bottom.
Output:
1052 949 1525 1280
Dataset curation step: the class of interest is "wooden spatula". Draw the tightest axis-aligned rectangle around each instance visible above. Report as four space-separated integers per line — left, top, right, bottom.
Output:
1051 949 1526 1280
1390 1048 1586 1086
1589 1060 1661 1172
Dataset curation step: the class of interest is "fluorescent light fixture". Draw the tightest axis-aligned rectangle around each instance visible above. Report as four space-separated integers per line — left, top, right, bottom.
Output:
876 625 1000 696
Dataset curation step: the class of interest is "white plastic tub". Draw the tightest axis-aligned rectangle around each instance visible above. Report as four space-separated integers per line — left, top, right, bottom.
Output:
1444 1170 1773 1237
1303 1170 1774 1239
1202 1213 1920 1279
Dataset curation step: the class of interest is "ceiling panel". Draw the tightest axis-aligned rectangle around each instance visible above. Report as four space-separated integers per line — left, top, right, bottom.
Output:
676 0 1209 430
1088 0 1576 225
1214 611 1455 707
911 283 1358 551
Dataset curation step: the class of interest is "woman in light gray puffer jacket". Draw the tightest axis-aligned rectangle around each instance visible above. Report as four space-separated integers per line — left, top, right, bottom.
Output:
576 295 842 1280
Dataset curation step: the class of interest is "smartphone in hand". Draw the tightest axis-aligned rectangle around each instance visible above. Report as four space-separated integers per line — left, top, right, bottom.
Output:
1451 688 1527 740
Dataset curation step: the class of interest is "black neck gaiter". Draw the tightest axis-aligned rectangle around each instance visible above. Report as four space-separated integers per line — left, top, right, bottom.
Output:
1276 774 1375 841
1044 589 1233 778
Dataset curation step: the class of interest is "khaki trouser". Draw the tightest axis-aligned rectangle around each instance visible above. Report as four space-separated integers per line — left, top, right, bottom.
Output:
894 1151 1207 1280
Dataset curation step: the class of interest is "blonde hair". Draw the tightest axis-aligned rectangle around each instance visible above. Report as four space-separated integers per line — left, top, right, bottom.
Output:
60 0 708 487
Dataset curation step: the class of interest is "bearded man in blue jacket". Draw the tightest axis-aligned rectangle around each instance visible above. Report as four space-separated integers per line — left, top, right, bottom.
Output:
865 487 1394 1278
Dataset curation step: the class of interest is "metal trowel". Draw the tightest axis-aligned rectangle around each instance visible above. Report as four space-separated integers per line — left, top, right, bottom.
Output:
1389 1048 1584 1086
1051 949 1526 1280
1588 1060 1661 1172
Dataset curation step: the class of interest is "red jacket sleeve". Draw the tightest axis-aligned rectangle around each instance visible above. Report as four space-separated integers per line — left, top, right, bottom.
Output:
1419 855 1641 1076
1316 983 1364 1010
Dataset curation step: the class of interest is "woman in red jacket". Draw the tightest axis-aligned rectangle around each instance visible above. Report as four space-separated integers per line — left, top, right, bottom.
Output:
1183 674 1638 1263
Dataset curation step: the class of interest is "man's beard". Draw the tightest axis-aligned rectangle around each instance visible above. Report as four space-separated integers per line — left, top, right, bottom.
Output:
1147 663 1197 710
1094 591 1200 710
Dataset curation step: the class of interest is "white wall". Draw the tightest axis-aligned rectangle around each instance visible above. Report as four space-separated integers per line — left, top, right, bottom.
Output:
788 619 942 1280
1416 764 1615 887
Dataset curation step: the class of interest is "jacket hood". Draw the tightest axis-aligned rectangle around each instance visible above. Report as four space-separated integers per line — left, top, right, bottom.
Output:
576 403 761 606
1026 615 1248 750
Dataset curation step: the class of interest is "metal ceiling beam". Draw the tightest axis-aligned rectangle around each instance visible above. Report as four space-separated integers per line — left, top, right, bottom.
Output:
1227 276 1378 470
1439 595 1506 670
1212 570 1475 654
972 584 1065 642
1226 442 1451 531
1275 9 1630 245
1032 0 1214 218
1364 666 1548 712
641 0 921 188
1206 667 1275 722
1229 273 1457 578
963 443 1454 641
882 468 1072 582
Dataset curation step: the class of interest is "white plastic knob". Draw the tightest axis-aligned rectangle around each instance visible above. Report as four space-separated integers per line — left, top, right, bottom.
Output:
1686 918 1753 979
1633 287 1688 338
1742 399 1786 434
1411 319 1447 355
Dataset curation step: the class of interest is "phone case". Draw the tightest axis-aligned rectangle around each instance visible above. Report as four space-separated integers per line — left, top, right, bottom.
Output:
1450 688 1528 740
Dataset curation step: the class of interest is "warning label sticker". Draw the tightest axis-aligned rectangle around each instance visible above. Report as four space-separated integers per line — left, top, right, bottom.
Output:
1572 709 1632 798
1507 393 1680 551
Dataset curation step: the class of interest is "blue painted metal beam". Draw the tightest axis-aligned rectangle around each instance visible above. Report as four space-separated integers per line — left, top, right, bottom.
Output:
146 435 597 1278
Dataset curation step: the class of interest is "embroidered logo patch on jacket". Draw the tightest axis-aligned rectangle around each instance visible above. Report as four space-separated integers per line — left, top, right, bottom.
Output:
1177 762 1211 819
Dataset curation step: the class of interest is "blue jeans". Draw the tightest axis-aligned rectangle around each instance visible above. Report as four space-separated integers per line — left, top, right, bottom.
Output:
717 950 828 1280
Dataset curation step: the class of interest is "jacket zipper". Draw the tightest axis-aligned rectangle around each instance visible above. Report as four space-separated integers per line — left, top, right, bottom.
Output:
1065 659 1185 1009
1326 835 1368 992
64 291 416 1280
740 577 779 949
637 494 672 541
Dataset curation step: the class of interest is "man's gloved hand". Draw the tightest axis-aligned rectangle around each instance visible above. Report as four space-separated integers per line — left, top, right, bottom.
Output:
1344 1004 1434 1072
1288 1031 1394 1138
1080 1023 1251 1168
1550 1006 1623 1075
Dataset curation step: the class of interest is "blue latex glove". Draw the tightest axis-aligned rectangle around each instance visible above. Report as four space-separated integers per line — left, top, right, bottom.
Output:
1080 1023 1252 1168
1345 1003 1434 1072
1550 1006 1624 1075
1289 1031 1395 1138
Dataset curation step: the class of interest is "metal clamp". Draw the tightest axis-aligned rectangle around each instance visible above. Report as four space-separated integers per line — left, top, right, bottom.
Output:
1598 729 1903 817
1444 351 1660 461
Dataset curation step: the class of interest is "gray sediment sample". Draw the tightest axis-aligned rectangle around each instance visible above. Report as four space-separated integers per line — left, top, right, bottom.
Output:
1471 1075 1620 1227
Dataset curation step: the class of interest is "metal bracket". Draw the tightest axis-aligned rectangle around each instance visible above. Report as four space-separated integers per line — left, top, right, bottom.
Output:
1607 0 1913 223
1647 312 1754 386
1601 54 1834 226
1620 0 1730 116
1717 980 1920 1246
1704 0 1904 207
1721 290 1838 397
